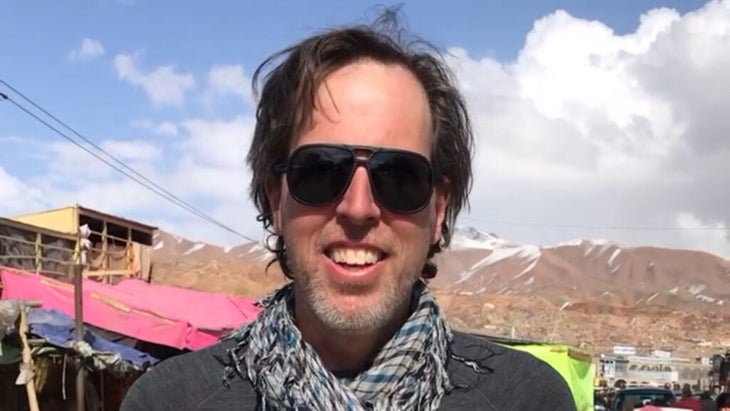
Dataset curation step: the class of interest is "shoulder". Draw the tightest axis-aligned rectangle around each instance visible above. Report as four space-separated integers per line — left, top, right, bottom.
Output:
450 331 566 383
445 331 577 411
120 339 256 411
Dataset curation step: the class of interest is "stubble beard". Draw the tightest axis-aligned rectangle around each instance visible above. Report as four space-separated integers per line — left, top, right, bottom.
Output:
298 268 417 334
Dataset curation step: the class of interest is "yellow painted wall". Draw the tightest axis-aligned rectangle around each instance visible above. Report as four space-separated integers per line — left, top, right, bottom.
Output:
11 207 79 235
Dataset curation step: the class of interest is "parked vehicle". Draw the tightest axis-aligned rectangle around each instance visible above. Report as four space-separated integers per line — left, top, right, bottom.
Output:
611 387 677 410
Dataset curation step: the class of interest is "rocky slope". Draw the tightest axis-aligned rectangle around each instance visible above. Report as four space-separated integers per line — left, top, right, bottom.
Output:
147 227 730 356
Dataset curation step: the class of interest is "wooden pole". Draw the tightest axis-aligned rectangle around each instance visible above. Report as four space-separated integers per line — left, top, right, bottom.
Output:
18 305 41 411
73 263 85 411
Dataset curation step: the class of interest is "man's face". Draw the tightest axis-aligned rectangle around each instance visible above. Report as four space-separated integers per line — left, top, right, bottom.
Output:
267 60 448 333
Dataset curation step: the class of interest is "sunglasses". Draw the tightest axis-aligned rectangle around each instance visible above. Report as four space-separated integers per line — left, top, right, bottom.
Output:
273 144 438 214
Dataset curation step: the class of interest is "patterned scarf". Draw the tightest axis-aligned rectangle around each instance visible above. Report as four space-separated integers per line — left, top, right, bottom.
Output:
222 280 453 411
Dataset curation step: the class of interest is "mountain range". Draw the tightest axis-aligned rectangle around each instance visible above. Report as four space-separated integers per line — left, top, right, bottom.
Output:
148 227 730 355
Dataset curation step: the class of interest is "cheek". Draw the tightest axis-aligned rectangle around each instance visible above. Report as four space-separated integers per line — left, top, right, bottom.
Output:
281 182 311 223
384 208 435 249
412 202 437 238
280 191 333 242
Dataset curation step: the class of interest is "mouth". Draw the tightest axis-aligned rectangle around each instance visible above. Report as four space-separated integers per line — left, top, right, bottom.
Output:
324 247 386 269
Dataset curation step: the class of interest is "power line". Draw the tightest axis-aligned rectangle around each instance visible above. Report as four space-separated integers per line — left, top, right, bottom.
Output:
4 80 723 240
0 79 258 243
462 216 729 232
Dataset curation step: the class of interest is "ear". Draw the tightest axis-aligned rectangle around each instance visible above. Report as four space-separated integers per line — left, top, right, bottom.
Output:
265 179 283 234
432 181 450 245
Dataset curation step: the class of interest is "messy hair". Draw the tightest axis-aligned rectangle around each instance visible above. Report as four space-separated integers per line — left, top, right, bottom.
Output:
246 8 474 280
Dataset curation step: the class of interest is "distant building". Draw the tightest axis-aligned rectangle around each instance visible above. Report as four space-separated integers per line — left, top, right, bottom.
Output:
598 351 711 388
3 204 156 281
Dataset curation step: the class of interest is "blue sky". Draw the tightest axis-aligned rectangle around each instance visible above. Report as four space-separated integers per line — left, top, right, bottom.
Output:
1 0 728 256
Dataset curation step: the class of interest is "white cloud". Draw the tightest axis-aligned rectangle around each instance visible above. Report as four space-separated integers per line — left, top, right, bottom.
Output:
67 38 105 62
100 139 162 163
131 120 179 136
675 212 729 258
447 0 730 256
42 140 117 182
155 122 179 136
114 52 196 106
3 117 259 246
179 116 254 168
0 167 46 215
201 64 252 111
207 65 251 100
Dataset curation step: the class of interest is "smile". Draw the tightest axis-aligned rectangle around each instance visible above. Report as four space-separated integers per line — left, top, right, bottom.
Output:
322 246 387 284
326 247 383 266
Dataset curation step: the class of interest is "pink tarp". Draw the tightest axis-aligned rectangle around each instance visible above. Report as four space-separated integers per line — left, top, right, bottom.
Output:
0 269 262 350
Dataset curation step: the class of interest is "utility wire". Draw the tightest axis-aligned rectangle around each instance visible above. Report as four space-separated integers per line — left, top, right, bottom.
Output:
4 80 724 239
0 79 257 243
462 216 729 232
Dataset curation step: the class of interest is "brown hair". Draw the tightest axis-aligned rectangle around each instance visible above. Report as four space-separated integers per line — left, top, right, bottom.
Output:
246 8 474 279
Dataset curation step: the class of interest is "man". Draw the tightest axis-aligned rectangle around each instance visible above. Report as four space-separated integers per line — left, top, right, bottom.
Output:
717 391 730 411
675 384 702 411
700 390 718 411
120 10 576 411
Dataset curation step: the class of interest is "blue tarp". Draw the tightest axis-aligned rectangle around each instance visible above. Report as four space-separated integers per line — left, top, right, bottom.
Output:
28 308 157 369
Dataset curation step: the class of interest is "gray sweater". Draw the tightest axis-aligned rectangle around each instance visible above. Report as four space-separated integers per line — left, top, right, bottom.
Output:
120 331 577 411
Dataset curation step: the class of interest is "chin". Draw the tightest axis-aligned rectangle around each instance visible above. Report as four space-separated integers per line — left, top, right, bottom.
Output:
308 286 397 333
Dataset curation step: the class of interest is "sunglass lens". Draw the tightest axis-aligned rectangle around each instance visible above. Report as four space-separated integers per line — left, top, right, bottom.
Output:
369 152 433 213
287 146 353 205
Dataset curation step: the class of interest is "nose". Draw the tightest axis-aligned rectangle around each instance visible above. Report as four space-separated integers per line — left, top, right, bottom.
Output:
335 165 381 225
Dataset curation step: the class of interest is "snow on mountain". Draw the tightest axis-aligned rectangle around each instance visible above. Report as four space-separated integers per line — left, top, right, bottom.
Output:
454 245 541 285
450 226 519 250
152 230 272 262
552 238 618 258
150 226 730 312
183 242 206 256
439 230 730 311
557 238 613 247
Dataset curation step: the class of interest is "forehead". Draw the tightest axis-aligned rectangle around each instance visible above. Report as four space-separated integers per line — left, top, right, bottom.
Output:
294 60 432 156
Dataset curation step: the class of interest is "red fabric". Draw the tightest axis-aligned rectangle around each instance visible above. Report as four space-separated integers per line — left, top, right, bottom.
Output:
674 396 702 411
1 269 262 350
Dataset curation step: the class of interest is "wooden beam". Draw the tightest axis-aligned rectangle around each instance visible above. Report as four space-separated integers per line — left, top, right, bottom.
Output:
19 308 41 411
102 221 109 271
83 269 133 277
34 232 41 272
127 226 133 272
73 263 85 411
21 300 43 308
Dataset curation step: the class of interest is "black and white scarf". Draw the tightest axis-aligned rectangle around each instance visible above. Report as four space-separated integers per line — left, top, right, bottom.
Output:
222 280 453 411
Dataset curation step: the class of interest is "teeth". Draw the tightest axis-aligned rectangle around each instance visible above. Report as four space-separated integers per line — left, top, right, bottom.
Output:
328 248 382 265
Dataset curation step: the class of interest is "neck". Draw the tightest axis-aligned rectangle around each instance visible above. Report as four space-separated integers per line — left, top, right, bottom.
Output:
293 289 412 372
